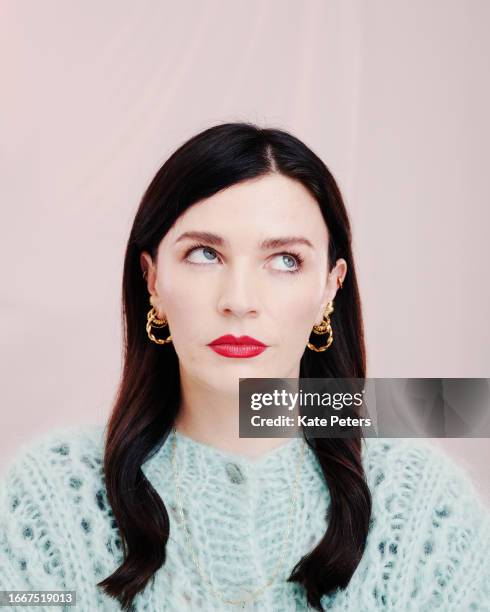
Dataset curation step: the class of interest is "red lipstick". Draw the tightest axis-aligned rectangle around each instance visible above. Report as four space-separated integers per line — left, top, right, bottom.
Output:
207 334 268 358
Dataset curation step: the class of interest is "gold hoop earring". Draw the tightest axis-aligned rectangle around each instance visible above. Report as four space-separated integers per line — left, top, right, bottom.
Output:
146 305 173 345
307 301 334 352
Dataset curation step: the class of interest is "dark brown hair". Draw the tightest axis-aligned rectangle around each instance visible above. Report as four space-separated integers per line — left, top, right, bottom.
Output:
97 122 372 611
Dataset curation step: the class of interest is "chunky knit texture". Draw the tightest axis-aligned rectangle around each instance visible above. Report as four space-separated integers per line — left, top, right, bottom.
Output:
0 424 489 611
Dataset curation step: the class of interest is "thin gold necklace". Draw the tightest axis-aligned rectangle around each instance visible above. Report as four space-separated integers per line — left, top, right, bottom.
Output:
170 426 307 608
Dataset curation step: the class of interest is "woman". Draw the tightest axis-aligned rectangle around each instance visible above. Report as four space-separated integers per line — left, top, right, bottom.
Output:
1 122 489 611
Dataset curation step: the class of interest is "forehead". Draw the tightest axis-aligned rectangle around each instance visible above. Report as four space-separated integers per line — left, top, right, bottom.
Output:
166 174 328 246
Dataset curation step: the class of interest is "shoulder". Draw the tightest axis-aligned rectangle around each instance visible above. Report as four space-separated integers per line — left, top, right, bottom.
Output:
0 423 106 491
0 423 116 596
357 437 490 610
3 422 106 463
361 436 488 505
361 436 490 538
0 423 108 529
0 422 109 538
0 423 110 536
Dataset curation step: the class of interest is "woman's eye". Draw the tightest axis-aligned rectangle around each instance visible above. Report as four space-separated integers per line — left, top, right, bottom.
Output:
269 253 303 273
185 246 219 264
184 245 303 273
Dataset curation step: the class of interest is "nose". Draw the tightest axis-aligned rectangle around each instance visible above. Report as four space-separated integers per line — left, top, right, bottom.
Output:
216 264 260 319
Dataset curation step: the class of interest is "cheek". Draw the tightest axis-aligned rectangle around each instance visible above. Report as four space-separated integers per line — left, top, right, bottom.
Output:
278 291 321 343
157 272 209 346
266 267 325 316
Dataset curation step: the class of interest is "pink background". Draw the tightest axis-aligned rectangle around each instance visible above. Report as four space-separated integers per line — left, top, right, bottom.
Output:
1 1 489 504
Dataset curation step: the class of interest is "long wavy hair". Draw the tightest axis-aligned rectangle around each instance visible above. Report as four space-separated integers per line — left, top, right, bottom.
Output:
97 122 372 611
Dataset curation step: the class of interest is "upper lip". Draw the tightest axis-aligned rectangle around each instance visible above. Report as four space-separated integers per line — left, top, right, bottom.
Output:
208 334 267 346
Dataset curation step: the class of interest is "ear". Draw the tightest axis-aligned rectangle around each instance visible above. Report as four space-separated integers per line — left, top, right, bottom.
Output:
140 251 158 298
314 259 347 326
140 251 157 294
140 251 166 318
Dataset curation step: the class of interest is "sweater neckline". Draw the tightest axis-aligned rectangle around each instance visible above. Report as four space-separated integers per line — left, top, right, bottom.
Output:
170 428 305 469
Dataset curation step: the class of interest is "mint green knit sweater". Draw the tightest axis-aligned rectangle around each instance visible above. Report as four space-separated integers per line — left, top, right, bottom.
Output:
0 424 489 611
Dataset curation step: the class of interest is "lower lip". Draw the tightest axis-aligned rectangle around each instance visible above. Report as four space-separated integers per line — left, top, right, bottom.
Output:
208 344 267 358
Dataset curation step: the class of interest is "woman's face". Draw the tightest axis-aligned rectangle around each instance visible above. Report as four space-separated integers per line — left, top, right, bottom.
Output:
141 173 346 394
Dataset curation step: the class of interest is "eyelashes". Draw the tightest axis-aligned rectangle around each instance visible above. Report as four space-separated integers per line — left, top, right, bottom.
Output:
182 242 305 274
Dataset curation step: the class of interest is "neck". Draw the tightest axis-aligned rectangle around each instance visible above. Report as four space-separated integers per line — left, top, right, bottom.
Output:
174 366 301 460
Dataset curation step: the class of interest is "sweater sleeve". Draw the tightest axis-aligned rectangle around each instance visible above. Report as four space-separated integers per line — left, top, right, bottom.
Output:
0 426 135 612
0 430 79 611
406 442 490 611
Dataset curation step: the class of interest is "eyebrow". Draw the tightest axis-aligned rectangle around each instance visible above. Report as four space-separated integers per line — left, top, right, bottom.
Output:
174 231 314 250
